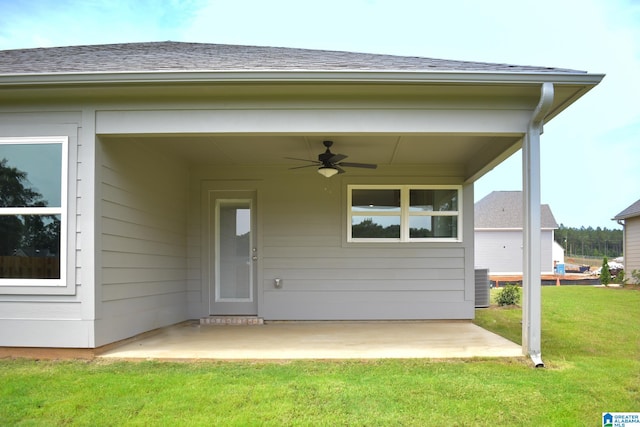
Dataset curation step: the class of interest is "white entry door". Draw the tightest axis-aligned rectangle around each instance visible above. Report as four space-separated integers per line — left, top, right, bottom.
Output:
210 192 257 315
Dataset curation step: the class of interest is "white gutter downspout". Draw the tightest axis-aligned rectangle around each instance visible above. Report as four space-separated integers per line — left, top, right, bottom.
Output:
523 82 554 368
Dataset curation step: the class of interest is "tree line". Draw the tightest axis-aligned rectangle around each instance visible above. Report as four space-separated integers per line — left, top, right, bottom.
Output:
554 224 623 258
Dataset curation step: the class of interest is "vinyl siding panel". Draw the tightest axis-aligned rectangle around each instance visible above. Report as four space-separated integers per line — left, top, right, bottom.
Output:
190 168 474 320
262 292 473 320
475 229 555 275
0 301 82 319
474 231 522 274
625 217 640 276
261 176 473 320
0 112 85 347
96 138 189 346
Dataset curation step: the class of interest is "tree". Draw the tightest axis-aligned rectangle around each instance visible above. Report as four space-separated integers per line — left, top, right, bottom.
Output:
0 158 57 256
555 224 623 257
0 158 43 207
600 256 611 286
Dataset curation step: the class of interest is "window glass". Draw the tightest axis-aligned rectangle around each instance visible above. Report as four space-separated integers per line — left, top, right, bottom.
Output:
0 144 62 207
0 137 66 287
410 189 457 212
352 189 400 212
0 214 61 279
352 216 400 238
408 216 457 238
409 216 432 238
349 185 461 242
432 216 457 238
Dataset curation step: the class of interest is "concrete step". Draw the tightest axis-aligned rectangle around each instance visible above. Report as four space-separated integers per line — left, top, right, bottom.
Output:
200 316 264 326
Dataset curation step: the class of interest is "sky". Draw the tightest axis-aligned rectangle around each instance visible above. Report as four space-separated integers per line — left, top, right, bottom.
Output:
0 0 638 229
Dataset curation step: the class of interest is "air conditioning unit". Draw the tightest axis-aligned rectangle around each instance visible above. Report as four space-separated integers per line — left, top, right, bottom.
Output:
475 268 490 308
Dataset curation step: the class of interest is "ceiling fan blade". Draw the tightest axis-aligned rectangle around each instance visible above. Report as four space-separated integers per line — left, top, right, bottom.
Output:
335 165 346 174
328 153 348 163
289 164 320 170
284 157 320 164
337 162 377 169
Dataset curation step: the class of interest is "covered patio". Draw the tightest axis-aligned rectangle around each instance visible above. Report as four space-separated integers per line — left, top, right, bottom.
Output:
98 321 522 360
0 43 603 367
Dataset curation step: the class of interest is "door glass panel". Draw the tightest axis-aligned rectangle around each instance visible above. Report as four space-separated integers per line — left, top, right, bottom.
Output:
218 201 252 300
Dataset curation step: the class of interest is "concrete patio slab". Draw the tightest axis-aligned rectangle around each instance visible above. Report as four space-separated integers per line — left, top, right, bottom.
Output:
98 321 522 360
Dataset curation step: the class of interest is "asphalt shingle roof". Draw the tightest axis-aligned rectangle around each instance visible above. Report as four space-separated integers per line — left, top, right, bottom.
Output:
614 199 640 220
0 41 587 75
475 191 558 229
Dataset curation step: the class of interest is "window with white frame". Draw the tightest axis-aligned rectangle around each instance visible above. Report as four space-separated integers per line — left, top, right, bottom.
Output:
0 137 67 286
348 185 461 242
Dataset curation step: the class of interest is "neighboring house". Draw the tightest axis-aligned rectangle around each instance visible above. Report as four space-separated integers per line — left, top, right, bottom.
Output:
613 198 640 282
475 191 561 275
0 42 602 361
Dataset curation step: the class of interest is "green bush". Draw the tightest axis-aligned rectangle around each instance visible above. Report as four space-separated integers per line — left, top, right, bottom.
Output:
600 257 611 286
495 284 521 306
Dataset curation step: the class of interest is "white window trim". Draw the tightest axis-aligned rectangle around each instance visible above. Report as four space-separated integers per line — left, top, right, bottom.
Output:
348 184 462 243
0 136 68 287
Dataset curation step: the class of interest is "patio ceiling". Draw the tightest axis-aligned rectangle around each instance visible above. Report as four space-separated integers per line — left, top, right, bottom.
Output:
104 133 522 181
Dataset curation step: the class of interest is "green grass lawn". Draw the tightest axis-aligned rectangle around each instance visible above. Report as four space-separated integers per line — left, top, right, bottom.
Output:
1 286 638 426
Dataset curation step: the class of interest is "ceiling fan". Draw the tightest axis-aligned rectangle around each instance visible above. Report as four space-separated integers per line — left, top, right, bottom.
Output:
286 141 377 178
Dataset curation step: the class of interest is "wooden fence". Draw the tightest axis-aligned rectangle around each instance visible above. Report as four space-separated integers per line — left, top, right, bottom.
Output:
0 256 60 279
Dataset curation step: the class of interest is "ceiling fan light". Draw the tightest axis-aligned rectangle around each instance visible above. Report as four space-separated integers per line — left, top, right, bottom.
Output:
317 166 339 178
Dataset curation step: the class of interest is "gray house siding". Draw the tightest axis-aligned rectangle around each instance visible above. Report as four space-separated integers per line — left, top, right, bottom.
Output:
260 177 473 320
187 165 475 321
0 112 90 347
95 138 190 346
614 200 640 282
624 216 640 277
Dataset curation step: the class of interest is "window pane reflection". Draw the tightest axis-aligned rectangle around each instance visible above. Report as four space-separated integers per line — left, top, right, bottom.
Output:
352 189 400 212
409 216 432 237
352 216 400 238
0 214 61 279
0 143 62 207
410 216 457 238
410 189 457 212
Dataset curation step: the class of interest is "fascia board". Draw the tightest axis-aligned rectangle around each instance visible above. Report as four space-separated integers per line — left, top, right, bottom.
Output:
0 70 606 87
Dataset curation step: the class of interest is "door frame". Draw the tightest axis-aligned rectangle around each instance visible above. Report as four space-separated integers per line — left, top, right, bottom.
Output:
201 182 262 317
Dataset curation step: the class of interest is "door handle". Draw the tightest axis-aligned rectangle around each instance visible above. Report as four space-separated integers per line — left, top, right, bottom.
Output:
252 255 258 261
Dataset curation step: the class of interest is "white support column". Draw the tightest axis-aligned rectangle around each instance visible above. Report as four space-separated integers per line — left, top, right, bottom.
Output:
522 83 554 368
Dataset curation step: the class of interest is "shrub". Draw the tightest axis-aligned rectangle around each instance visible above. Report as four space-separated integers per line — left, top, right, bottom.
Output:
496 284 521 306
600 257 611 286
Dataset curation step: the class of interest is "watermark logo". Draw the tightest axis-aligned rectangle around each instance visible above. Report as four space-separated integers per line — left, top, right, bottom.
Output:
603 413 640 427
